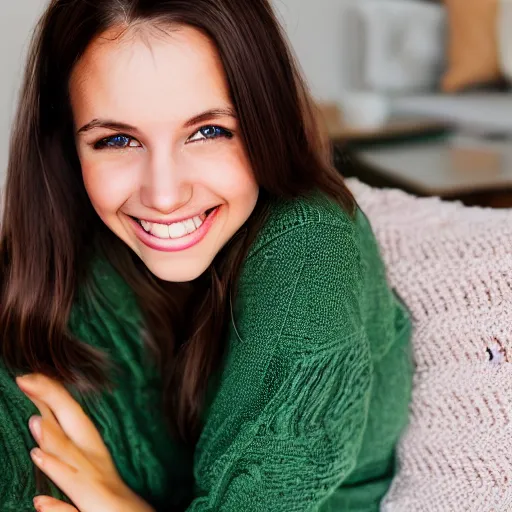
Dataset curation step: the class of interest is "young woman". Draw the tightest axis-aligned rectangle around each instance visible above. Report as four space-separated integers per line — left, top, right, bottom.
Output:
1 0 412 510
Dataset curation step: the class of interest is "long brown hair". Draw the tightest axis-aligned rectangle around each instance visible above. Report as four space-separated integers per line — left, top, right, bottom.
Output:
1 0 355 443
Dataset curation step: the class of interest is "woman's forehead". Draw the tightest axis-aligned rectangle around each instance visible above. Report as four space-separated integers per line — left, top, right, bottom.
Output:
69 24 231 127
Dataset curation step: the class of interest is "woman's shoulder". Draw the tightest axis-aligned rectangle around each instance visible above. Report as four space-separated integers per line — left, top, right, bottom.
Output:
234 194 370 348
248 192 363 261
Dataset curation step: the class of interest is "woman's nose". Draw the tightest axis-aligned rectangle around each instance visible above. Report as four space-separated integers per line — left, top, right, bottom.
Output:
140 155 192 214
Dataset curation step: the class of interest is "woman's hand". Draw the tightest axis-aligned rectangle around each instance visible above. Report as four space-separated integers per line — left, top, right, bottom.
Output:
17 374 155 512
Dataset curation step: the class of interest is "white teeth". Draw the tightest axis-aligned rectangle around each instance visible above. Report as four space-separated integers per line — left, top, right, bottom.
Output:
192 215 204 229
140 220 151 233
184 219 196 234
139 210 210 240
168 222 187 239
151 223 171 239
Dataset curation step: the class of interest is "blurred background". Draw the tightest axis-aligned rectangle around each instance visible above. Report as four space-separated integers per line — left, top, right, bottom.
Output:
2 0 512 206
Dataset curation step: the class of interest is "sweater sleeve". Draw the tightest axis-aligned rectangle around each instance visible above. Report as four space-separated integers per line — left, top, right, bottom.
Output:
188 218 373 511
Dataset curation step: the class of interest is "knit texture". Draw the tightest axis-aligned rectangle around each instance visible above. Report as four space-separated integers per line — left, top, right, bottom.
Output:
190 194 411 511
348 179 512 512
0 193 411 511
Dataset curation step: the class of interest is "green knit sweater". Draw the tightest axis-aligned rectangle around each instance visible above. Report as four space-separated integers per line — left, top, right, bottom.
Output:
0 194 412 511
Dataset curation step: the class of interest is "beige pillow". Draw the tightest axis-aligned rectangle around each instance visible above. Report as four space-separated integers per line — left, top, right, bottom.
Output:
442 0 502 92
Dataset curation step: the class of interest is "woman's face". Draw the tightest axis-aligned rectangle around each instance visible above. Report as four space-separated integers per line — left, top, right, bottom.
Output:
70 24 259 282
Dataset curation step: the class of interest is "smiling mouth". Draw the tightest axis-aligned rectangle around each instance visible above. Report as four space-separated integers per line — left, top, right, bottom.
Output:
131 207 217 240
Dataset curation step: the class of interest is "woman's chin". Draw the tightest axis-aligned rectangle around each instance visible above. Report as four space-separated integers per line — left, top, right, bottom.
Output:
141 256 212 283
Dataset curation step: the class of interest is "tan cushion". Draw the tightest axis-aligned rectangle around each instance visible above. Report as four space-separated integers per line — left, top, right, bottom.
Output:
442 0 502 92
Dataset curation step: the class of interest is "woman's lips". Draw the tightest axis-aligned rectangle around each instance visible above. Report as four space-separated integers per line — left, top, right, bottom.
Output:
129 206 220 252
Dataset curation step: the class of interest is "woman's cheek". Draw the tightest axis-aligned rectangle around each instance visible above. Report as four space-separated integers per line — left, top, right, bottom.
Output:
80 157 141 214
183 142 256 196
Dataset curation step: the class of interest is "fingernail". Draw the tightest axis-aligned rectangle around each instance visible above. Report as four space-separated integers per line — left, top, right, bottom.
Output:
31 448 43 465
29 416 42 442
33 496 48 512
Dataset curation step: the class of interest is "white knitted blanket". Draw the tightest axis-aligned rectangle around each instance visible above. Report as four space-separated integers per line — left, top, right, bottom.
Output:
347 179 512 512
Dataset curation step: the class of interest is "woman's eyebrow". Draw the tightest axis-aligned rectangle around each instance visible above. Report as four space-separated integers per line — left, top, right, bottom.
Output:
183 107 237 128
76 119 137 135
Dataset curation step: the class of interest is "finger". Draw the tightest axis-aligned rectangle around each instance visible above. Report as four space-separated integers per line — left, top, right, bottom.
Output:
27 395 60 435
17 374 111 459
31 448 94 508
25 392 91 471
27 394 57 420
31 448 126 512
29 414 92 471
33 496 78 512
18 373 96 441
